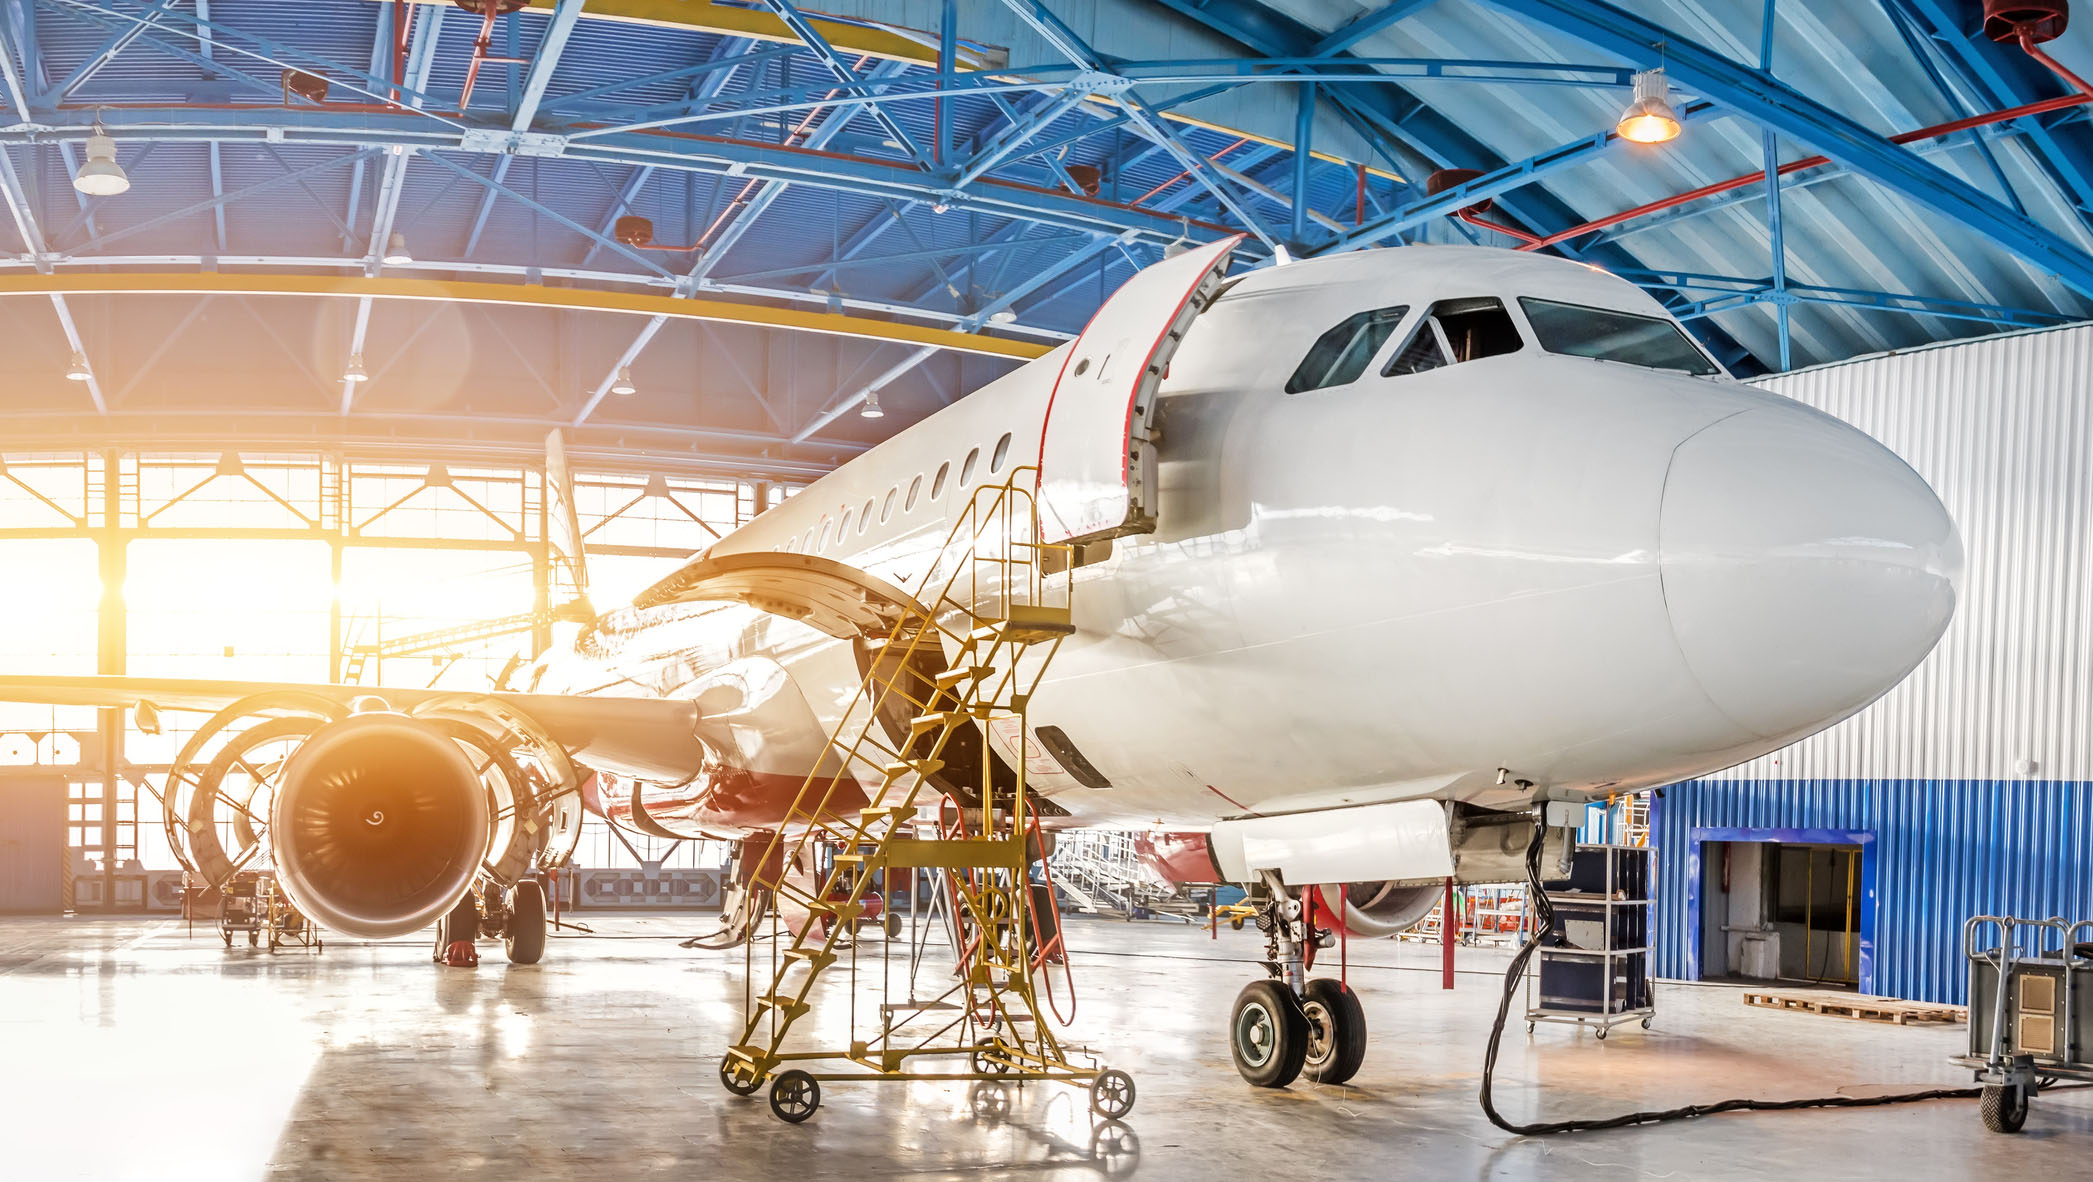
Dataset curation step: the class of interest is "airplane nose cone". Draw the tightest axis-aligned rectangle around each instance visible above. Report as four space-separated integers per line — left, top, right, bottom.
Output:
1660 405 1961 741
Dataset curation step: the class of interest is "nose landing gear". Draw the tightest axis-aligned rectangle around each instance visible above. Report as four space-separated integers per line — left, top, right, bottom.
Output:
1225 874 1369 1088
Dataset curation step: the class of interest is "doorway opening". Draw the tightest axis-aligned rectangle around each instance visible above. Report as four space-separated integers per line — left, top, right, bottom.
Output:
1689 828 1876 993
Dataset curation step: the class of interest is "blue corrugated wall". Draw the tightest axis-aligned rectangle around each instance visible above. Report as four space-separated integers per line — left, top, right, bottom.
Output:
1651 780 2093 1005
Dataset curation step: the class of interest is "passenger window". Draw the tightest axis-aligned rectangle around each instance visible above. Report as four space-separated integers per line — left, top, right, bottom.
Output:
818 516 832 550
960 447 979 486
931 461 950 500
1285 305 1408 394
880 488 896 523
859 498 873 533
801 527 814 551
1432 297 1522 362
838 507 852 540
1383 321 1450 377
990 432 1012 472
905 475 922 511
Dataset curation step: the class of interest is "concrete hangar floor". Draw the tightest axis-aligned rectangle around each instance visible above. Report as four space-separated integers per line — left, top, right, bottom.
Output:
4 914 2087 1180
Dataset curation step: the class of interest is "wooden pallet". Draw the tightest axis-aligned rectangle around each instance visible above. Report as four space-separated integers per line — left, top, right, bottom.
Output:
1742 988 1966 1026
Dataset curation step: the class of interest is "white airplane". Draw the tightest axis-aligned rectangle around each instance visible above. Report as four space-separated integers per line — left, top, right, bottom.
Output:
0 239 1960 1089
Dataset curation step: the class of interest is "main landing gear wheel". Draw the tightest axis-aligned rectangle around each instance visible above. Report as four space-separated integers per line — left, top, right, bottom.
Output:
1230 979 1308 1088
1300 977 1367 1085
720 1058 762 1097
769 1069 820 1123
1089 1069 1137 1119
504 880 547 965
1981 1082 2030 1134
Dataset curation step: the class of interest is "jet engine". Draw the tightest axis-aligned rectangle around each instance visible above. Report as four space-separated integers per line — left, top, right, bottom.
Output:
1326 880 1442 938
157 690 585 944
269 713 490 940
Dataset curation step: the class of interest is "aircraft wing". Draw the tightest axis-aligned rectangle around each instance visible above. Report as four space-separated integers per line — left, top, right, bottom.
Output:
0 675 706 783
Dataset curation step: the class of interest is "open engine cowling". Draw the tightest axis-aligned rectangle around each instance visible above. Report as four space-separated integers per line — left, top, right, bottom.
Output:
269 713 490 940
1328 880 1443 938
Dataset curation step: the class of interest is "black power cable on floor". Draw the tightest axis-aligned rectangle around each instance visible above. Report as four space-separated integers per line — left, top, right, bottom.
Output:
1478 811 1981 1135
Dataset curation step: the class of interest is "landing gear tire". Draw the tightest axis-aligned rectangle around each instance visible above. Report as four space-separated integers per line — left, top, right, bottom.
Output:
1230 979 1308 1088
504 880 547 965
769 1069 820 1123
1982 1083 2030 1134
720 1057 762 1097
1300 977 1366 1086
883 911 902 939
1090 1068 1137 1119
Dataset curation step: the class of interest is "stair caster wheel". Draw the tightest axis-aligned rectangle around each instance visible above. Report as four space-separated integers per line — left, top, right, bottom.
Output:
1595 1026 1607 1041
1981 1083 2030 1134
769 1069 820 1123
1089 1069 1136 1120
1526 1023 1536 1036
721 1058 762 1097
1640 1016 1652 1030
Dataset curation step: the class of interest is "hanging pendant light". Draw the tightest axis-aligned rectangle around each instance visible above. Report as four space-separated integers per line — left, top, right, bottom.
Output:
860 390 884 419
65 350 92 381
1617 68 1682 144
342 354 370 383
73 128 130 196
610 366 637 396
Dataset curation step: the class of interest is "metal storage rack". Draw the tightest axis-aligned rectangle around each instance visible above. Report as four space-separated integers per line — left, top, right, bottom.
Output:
1525 844 1654 1039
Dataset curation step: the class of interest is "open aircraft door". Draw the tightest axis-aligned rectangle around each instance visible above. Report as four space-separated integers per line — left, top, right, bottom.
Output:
1035 234 1243 545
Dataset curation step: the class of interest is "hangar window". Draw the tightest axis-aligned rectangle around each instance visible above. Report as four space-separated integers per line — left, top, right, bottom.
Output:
1518 297 1720 375
905 475 922 512
880 488 896 523
1285 305 1408 394
859 498 873 533
931 461 950 500
990 432 1012 473
960 447 979 486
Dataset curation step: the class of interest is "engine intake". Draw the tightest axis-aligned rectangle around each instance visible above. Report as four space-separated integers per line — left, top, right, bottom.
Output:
1330 880 1443 938
270 713 490 940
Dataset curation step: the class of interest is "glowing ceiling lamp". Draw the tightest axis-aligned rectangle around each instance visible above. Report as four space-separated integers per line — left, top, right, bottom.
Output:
610 366 637 396
1617 68 1682 144
65 350 92 381
72 128 129 196
382 233 413 265
342 354 370 383
860 390 884 419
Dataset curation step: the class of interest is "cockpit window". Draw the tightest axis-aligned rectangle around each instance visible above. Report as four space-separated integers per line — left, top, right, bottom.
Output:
1285 305 1408 394
1518 298 1719 375
1431 297 1523 362
1383 321 1450 377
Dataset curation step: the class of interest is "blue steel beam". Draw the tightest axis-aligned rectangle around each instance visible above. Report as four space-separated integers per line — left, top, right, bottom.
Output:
1309 0 1441 57
41 0 458 120
998 0 1278 247
1483 0 2093 296
46 0 184 101
510 0 584 131
762 0 933 170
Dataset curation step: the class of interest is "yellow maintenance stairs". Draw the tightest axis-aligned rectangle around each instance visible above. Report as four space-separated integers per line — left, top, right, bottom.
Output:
718 472 1134 1124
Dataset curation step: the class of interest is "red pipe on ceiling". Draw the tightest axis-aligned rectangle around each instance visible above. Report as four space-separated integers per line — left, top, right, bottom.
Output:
1512 90 2092 254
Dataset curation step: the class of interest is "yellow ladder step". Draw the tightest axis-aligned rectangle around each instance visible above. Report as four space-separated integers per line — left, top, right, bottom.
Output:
880 758 943 779
933 665 990 689
859 805 917 824
783 948 836 969
755 993 810 1020
909 710 969 732
725 1044 770 1064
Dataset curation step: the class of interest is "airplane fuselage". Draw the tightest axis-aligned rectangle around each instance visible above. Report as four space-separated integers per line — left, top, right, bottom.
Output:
546 246 1960 842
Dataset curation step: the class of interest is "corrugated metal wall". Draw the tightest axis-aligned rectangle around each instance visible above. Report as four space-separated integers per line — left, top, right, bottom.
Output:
1649 324 2093 1004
